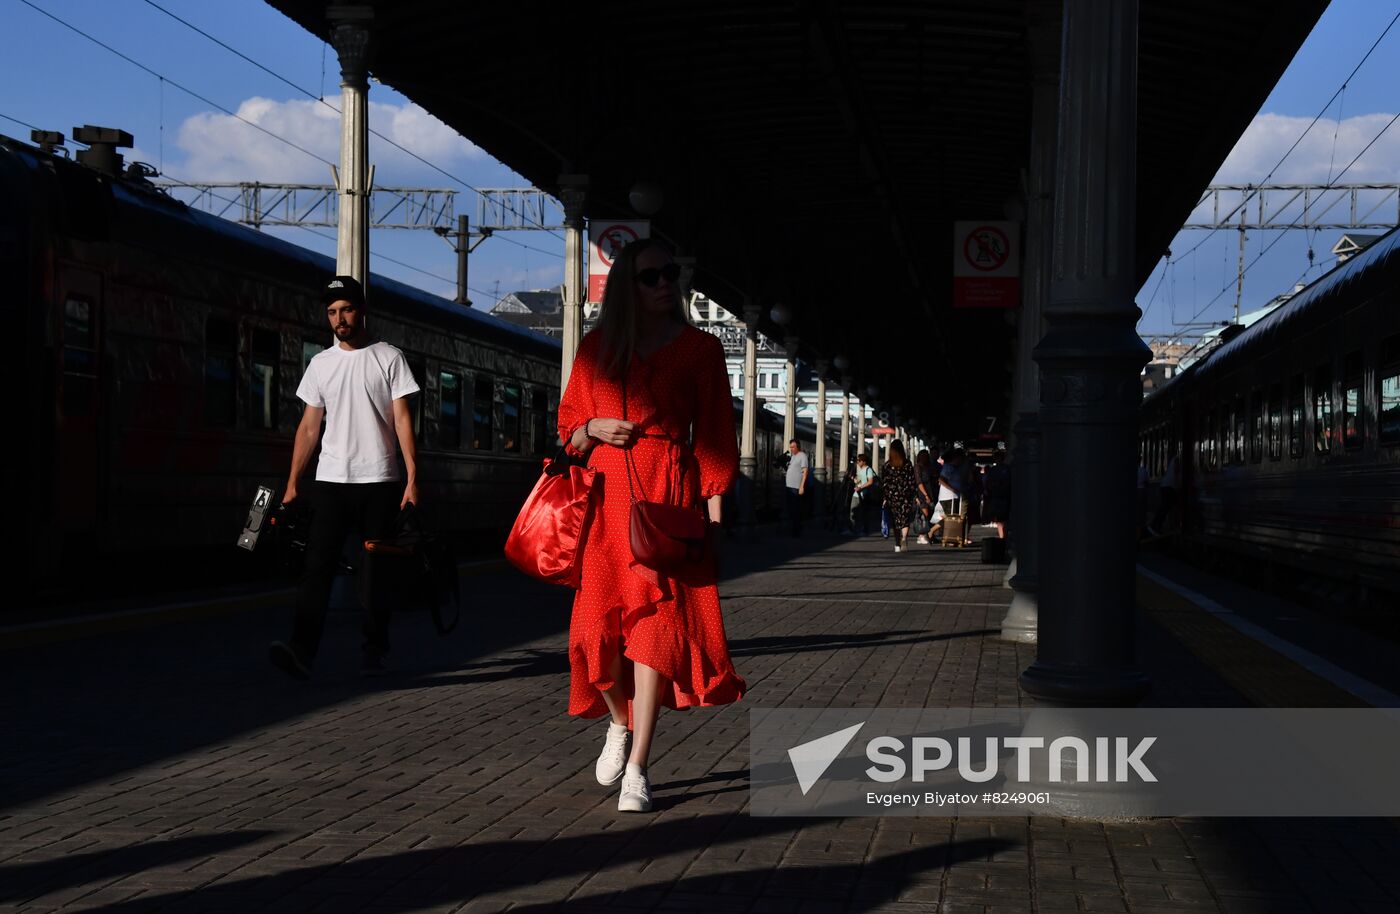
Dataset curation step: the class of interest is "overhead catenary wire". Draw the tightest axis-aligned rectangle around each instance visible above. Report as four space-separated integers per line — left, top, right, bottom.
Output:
137 0 565 246
1182 106 1400 325
1165 9 1400 267
132 173 498 294
18 0 564 263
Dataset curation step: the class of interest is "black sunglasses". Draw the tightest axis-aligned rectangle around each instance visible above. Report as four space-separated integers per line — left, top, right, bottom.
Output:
634 263 681 288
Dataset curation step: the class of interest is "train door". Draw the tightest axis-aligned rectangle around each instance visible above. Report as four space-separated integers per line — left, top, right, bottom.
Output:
52 264 103 568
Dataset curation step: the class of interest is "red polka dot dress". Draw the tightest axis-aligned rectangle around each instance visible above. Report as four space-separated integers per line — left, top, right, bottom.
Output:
557 325 746 719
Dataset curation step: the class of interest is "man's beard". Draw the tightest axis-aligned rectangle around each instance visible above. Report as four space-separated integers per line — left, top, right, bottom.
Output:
335 324 355 338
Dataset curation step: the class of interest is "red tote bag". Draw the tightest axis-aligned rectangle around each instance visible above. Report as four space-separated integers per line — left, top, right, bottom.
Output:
504 453 598 588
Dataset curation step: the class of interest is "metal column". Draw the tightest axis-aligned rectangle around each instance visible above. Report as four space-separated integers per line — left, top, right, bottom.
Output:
1020 0 1151 706
739 301 761 535
329 13 371 284
838 385 851 476
783 336 799 447
855 400 865 462
813 360 829 495
558 175 587 392
1002 0 1059 644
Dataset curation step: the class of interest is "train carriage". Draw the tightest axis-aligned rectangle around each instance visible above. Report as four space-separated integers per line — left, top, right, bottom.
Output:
1141 226 1400 596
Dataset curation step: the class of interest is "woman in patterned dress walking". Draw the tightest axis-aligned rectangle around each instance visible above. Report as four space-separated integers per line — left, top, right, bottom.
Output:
881 439 917 552
557 239 745 813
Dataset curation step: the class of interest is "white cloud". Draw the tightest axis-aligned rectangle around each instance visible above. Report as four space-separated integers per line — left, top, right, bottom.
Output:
173 96 482 183
1213 111 1400 184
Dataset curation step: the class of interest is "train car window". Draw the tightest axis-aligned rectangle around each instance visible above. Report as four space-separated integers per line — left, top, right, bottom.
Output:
1381 335 1400 445
1249 392 1263 463
503 382 522 453
1231 399 1245 465
204 315 237 427
1288 375 1304 458
1343 351 1362 450
1205 409 1217 470
61 296 98 417
300 338 322 376
406 357 425 440
1313 366 1333 454
439 370 462 449
1268 384 1282 460
249 328 279 430
531 389 550 455
472 375 495 450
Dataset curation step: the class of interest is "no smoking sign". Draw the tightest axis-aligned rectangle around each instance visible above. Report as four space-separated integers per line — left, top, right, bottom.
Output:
588 220 650 303
952 220 1020 308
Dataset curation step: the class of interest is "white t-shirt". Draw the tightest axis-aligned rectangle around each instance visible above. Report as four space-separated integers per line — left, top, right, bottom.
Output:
296 340 420 483
785 450 809 489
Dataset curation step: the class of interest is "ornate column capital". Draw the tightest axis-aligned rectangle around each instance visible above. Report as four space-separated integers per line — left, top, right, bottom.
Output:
327 8 374 88
742 301 763 331
557 174 588 227
784 335 800 359
814 358 830 377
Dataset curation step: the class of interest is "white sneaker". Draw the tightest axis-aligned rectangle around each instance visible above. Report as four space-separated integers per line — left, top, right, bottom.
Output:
595 722 630 786
618 766 653 812
894 545 902 553
916 536 929 545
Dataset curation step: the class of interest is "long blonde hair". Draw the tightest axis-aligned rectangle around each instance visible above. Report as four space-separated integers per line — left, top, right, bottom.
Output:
597 238 688 378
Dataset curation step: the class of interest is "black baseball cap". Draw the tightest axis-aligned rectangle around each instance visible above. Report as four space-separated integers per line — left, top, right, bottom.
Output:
321 275 365 306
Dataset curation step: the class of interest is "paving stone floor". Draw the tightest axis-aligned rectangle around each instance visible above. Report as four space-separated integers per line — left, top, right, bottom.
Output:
2 528 1398 913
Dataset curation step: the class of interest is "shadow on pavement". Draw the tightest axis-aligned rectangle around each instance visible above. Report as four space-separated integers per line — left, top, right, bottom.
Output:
0 830 275 904
729 629 999 657
25 811 1012 914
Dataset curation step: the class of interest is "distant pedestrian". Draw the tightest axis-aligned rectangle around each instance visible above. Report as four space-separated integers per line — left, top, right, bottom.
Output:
269 275 421 681
784 439 809 536
881 440 917 552
914 449 937 546
851 453 875 534
938 448 965 519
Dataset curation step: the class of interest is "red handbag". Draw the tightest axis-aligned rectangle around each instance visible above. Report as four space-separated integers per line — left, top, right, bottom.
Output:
625 453 710 573
504 449 598 588
621 375 712 575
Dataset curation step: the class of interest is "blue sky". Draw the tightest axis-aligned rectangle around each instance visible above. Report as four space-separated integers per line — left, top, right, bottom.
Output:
3 0 1398 331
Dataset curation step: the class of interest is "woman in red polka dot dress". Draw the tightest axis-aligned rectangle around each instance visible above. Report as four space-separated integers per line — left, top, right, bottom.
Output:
558 238 745 813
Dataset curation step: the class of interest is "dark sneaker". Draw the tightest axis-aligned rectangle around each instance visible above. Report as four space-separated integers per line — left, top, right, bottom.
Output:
269 641 310 681
360 652 389 677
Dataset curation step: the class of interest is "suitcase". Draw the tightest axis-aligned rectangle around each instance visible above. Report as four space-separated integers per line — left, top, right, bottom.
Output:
941 513 967 547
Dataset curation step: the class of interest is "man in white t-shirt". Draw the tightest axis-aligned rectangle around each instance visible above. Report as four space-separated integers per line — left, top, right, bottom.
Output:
784 439 809 536
269 275 421 681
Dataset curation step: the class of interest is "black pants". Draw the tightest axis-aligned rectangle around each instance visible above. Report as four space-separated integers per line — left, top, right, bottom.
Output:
293 481 400 661
785 487 805 536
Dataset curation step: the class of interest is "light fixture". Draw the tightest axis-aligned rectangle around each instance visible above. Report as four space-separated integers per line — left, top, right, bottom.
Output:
866 384 879 399
628 180 664 216
833 354 850 373
769 301 793 327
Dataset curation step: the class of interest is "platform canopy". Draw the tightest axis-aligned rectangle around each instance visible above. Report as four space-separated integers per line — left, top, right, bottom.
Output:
267 0 1324 437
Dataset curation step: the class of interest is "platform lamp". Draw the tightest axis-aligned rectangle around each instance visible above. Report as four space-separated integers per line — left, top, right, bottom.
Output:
628 179 664 216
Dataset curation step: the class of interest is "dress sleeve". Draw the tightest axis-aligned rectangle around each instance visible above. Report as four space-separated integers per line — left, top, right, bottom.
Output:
693 332 739 497
557 332 597 457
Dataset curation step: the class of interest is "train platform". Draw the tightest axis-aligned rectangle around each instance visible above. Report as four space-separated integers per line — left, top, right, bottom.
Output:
2 527 1399 913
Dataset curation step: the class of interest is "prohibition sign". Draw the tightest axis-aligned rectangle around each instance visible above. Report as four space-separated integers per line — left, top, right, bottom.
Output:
963 225 1010 273
596 224 641 268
